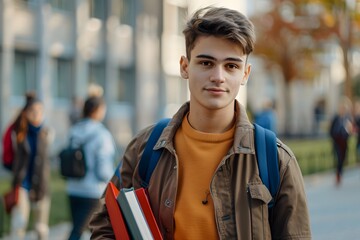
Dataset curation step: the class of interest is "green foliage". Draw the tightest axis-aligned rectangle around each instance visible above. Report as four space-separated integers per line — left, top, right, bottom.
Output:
0 170 69 237
0 176 11 237
354 74 360 98
48 171 70 226
284 136 359 175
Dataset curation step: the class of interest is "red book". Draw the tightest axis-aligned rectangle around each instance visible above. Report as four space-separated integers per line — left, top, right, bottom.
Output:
135 188 163 240
105 182 130 240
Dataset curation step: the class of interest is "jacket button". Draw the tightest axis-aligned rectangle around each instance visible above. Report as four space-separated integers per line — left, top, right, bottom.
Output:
164 199 173 208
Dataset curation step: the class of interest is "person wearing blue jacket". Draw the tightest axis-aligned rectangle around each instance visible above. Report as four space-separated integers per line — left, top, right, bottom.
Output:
254 99 277 134
65 96 115 240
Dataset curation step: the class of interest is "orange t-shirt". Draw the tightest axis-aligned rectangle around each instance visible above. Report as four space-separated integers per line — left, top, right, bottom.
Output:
174 115 235 239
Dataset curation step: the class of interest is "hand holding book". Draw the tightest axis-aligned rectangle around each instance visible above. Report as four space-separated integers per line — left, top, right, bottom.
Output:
105 182 163 240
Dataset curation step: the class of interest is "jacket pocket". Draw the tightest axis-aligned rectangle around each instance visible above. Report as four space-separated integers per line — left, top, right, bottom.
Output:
248 183 272 240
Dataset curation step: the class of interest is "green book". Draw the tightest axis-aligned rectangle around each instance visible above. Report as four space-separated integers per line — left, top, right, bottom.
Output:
117 187 154 240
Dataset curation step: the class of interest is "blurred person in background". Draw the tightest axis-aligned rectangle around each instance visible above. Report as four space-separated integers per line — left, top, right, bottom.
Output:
354 99 360 162
68 83 103 127
65 95 115 240
313 99 326 137
8 92 53 240
87 83 104 98
68 96 83 126
254 98 277 134
329 97 354 185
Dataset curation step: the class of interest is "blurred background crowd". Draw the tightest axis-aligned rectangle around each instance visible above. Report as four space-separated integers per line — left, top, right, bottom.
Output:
0 0 359 151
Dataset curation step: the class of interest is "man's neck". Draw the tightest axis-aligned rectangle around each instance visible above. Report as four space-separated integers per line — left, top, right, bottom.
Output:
187 109 235 133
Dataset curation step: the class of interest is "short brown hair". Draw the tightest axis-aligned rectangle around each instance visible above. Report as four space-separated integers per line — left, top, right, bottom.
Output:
183 6 256 60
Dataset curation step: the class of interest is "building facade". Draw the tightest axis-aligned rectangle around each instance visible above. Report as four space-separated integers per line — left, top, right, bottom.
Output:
0 0 247 156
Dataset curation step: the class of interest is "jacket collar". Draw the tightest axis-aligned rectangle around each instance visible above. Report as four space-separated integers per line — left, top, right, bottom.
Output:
155 100 255 155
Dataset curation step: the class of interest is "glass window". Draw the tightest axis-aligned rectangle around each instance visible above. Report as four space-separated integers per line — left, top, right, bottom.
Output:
13 51 37 96
47 0 73 11
117 67 135 102
53 58 73 99
89 0 107 20
89 62 105 92
119 0 135 26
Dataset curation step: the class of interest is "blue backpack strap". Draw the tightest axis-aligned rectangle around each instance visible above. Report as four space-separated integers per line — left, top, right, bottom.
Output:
114 160 123 180
139 118 171 188
254 123 280 208
113 161 124 188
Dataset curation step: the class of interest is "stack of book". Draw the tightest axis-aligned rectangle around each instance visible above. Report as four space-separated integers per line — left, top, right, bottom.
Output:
105 182 163 240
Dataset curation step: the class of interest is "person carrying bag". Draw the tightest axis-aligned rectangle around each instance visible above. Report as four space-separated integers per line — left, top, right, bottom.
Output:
65 95 116 240
59 133 97 179
5 92 53 239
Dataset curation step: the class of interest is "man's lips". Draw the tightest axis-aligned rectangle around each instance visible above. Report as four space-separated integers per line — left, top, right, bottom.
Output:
205 87 228 93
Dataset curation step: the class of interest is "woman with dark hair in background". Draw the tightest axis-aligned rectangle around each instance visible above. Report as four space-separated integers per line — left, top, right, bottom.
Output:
65 96 115 240
9 92 53 239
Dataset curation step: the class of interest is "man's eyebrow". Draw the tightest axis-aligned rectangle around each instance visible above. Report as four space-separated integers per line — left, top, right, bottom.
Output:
195 54 244 62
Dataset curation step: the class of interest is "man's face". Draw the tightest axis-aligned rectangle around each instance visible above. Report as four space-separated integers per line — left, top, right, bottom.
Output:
180 36 251 113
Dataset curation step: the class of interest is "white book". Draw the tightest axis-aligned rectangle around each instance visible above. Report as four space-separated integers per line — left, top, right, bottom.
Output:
118 188 154 240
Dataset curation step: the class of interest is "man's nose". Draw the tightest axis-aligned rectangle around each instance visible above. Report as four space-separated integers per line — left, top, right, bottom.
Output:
209 66 225 83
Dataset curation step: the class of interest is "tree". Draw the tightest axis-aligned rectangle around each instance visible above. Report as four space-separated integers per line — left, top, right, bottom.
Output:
251 0 360 133
303 0 360 102
250 0 323 134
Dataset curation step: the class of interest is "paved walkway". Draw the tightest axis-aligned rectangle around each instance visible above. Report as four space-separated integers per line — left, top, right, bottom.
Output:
305 166 360 240
2 166 360 239
1 223 89 240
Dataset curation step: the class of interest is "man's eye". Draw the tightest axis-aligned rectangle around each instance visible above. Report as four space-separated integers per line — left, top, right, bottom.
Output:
227 64 239 69
200 61 212 66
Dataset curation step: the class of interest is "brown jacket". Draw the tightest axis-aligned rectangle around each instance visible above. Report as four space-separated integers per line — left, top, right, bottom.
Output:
12 126 52 201
89 101 311 240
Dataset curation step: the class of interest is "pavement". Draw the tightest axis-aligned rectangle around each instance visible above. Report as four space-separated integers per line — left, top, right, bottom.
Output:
1 223 89 240
305 166 360 240
2 166 360 240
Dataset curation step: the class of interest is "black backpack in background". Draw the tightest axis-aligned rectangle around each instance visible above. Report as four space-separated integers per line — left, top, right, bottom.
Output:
58 138 87 179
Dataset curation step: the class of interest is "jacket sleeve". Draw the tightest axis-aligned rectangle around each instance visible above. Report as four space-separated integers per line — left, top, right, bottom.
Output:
88 197 116 240
270 144 312 239
94 131 116 182
89 129 150 239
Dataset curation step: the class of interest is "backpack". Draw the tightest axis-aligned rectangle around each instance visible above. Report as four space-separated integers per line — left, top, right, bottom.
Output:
58 144 87 179
2 123 15 171
58 137 91 179
118 118 280 208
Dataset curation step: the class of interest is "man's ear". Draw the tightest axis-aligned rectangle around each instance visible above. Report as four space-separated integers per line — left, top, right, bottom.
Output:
241 64 251 85
180 56 189 79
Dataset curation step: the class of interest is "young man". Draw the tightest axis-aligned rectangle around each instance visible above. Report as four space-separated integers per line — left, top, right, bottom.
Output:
89 6 311 239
